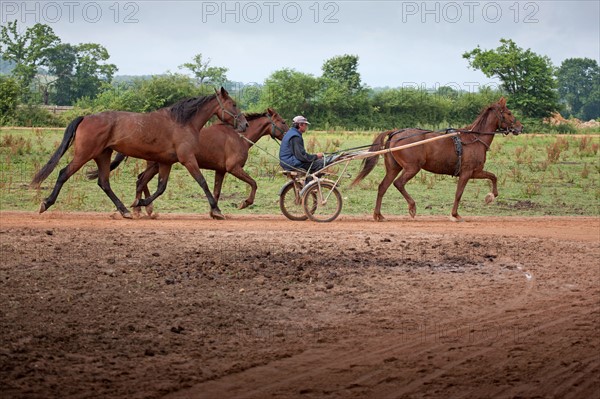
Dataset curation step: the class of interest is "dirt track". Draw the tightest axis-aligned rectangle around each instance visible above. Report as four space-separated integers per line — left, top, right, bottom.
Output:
1 212 599 398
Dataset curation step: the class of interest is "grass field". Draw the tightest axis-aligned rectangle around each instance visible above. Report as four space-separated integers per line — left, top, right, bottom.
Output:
1 127 598 217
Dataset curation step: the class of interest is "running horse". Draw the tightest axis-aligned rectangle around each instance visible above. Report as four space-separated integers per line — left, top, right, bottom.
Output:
86 109 288 216
351 97 523 222
30 87 248 219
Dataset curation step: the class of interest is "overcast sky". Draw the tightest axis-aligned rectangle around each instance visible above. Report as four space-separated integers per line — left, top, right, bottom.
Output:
2 1 599 90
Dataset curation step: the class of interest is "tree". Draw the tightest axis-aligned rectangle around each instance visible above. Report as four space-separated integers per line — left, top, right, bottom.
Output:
317 54 371 127
463 39 559 118
179 53 228 87
239 84 263 112
46 43 78 105
260 68 319 121
0 22 116 105
321 54 362 93
0 21 60 100
134 73 201 111
44 42 117 105
556 58 600 120
72 43 117 101
0 75 20 124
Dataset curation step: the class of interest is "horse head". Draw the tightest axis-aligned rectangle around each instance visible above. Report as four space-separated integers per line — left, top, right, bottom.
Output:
266 108 289 140
494 97 523 135
215 87 249 132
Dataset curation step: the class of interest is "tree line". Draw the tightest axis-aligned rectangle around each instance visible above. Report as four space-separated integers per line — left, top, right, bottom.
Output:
1 22 598 129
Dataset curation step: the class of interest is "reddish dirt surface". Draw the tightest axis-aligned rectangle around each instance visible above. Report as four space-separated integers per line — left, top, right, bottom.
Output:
1 211 599 399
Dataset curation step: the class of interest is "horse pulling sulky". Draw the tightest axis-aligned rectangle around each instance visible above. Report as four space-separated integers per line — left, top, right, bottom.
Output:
279 97 522 222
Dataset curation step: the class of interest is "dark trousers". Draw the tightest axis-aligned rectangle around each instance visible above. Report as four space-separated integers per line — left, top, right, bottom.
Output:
298 158 325 173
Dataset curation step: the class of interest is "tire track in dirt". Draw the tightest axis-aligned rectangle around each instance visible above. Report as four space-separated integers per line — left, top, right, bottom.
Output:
165 266 593 399
166 296 597 399
379 297 599 399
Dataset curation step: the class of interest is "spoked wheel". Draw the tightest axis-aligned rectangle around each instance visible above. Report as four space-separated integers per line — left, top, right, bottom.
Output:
280 182 314 221
302 181 343 223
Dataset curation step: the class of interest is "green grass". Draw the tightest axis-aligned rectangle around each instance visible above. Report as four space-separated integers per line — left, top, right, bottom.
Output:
1 127 599 217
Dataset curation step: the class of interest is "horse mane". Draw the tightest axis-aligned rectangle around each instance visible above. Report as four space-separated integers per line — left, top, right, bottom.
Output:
466 104 496 132
168 94 216 125
244 112 267 121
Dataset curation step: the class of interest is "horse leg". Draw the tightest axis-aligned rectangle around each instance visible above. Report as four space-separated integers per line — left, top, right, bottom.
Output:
180 158 224 220
228 167 257 209
393 167 420 218
213 170 225 205
134 163 171 208
471 169 499 204
450 172 473 222
40 157 90 213
373 161 402 222
132 162 159 216
142 186 153 216
94 149 132 218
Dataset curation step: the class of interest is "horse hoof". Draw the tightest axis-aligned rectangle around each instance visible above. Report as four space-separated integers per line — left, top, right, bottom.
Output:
121 211 133 219
238 200 252 210
39 202 47 214
449 215 464 223
210 210 226 220
485 193 496 204
374 214 385 222
146 205 154 216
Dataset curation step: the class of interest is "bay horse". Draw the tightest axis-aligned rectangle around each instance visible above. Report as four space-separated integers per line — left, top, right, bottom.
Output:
351 97 523 222
87 109 288 216
31 87 248 219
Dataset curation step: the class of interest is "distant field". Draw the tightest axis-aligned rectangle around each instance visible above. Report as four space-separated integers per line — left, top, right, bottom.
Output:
1 127 598 217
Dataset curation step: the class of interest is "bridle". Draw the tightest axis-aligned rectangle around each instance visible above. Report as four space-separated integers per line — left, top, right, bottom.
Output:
493 106 520 135
236 112 286 147
214 88 244 129
266 112 286 141
456 106 518 150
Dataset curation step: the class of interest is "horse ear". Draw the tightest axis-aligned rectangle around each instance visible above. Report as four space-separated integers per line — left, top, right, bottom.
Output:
220 87 229 97
267 107 274 115
499 97 507 106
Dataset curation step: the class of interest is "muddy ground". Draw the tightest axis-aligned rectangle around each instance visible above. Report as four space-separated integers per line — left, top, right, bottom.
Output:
0 212 599 398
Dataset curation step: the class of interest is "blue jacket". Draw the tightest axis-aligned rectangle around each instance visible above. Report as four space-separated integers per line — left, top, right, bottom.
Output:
279 127 304 169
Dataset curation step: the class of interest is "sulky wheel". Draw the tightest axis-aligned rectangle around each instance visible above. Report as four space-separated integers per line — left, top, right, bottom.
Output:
280 182 313 221
302 181 343 223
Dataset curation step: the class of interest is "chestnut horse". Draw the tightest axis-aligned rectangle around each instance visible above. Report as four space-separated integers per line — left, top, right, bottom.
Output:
351 97 523 222
87 109 288 216
31 87 248 219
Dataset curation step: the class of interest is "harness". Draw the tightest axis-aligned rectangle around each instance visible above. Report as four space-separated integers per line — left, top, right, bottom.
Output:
386 129 464 176
451 135 463 176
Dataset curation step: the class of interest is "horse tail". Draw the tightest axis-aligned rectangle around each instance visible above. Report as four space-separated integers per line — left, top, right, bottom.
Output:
30 116 84 188
350 131 389 187
86 152 128 180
